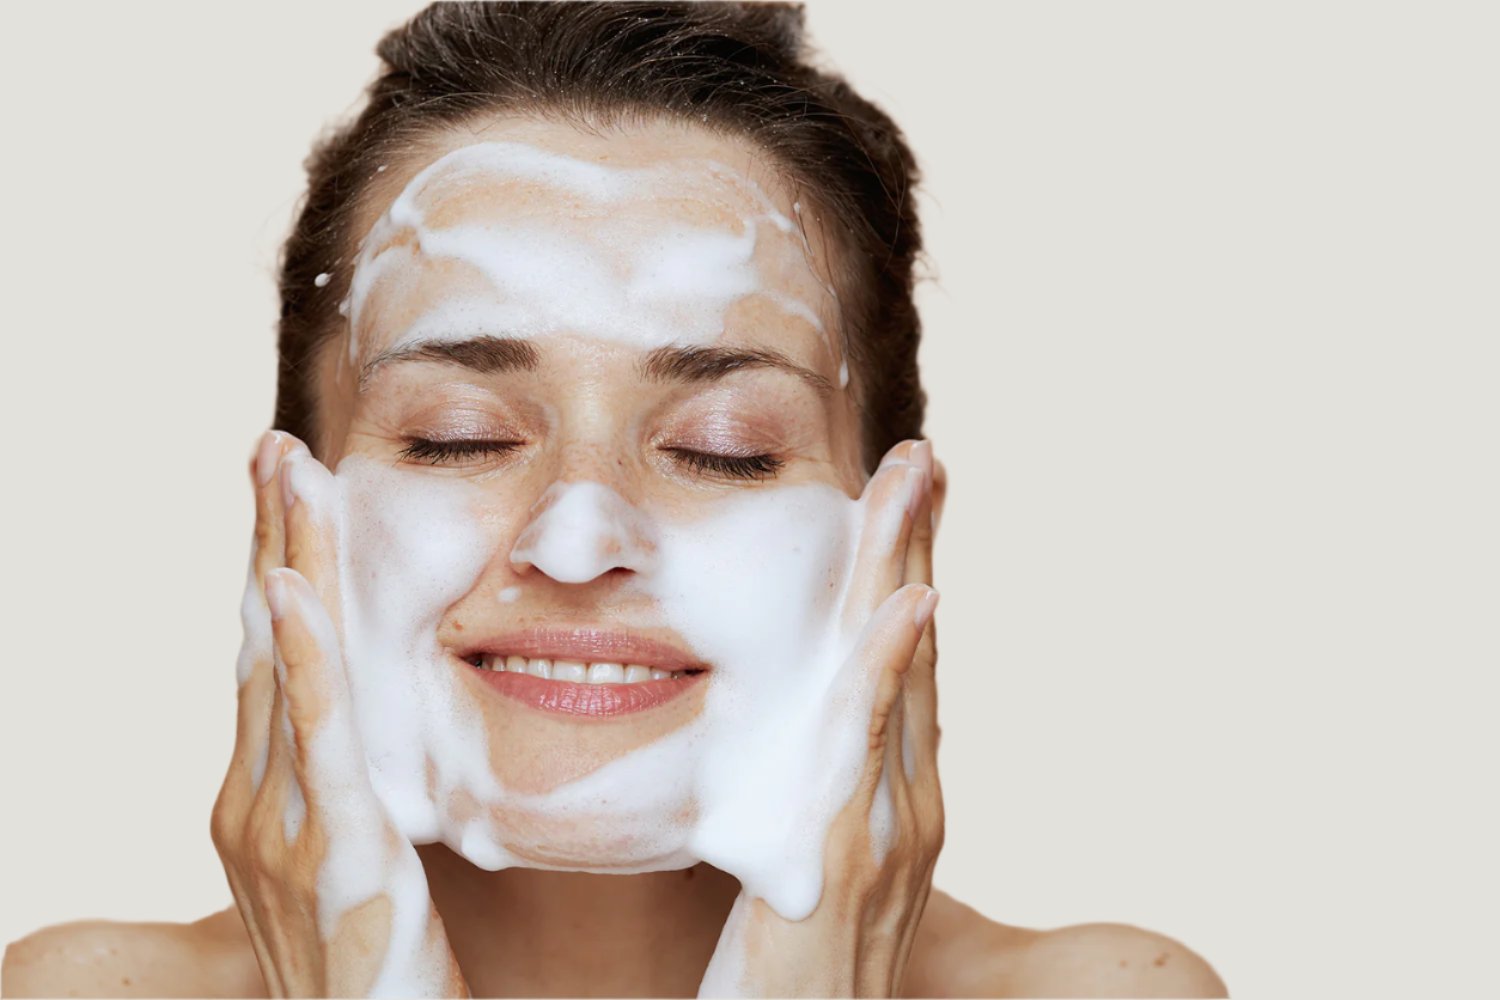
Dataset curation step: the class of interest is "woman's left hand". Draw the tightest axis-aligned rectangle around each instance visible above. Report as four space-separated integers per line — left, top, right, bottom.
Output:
699 439 943 997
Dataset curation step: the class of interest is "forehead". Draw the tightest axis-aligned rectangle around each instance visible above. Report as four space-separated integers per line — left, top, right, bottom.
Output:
342 117 843 376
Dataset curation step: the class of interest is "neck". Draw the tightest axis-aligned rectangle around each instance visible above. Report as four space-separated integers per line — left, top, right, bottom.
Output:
418 844 738 997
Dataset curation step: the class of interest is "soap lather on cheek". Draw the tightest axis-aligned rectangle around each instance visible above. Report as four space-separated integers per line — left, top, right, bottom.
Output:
318 140 884 921
336 458 505 844
334 458 880 922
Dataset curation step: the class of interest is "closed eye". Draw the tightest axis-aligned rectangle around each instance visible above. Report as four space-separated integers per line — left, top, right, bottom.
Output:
396 438 782 481
397 438 522 465
664 448 783 481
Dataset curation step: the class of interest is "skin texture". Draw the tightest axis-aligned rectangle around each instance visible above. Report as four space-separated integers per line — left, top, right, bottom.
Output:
2 118 1228 998
1 898 1228 998
324 120 878 870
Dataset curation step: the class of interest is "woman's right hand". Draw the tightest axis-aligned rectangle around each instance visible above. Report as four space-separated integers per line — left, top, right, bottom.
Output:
210 431 469 998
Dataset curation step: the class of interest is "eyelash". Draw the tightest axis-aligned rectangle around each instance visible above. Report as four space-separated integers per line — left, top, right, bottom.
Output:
397 438 521 464
663 448 784 481
397 438 784 481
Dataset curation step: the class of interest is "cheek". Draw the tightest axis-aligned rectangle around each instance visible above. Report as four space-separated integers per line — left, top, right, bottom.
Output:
324 454 866 880
336 456 504 840
343 467 497 614
649 485 858 669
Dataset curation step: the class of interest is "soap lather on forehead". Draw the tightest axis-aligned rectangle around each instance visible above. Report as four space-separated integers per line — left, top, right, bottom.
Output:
341 129 843 375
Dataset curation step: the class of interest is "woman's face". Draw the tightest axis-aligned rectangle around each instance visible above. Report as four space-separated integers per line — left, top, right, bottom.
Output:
300 117 876 882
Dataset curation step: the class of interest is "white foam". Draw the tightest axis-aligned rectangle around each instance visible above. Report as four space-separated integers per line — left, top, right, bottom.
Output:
295 452 900 926
340 141 833 369
509 480 658 583
281 137 901 984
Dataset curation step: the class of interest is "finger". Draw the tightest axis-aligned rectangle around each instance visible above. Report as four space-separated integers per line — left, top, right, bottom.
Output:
903 612 943 816
883 690 917 842
252 430 292 603
264 567 382 829
222 551 275 810
901 442 941 785
832 583 939 760
904 440 935 588
278 438 343 636
828 583 934 882
227 431 294 800
903 625 939 766
248 636 302 852
841 442 929 633
878 615 927 857
872 438 919 470
931 457 949 537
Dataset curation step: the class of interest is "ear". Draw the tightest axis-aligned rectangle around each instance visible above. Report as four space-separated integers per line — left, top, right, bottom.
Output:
931 457 949 537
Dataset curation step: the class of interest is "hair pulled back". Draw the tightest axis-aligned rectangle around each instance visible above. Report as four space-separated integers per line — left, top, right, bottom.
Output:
276 2 924 469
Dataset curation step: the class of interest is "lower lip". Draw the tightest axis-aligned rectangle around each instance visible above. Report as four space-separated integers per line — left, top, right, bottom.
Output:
471 667 706 717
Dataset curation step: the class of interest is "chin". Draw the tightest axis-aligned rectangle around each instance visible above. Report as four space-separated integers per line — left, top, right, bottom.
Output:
439 795 703 874
411 779 702 875
369 667 706 872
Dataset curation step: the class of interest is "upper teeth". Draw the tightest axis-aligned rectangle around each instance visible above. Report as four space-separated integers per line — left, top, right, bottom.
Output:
477 656 684 683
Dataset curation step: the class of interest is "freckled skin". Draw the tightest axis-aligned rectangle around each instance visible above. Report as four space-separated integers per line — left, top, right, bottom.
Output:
0 118 1227 999
321 119 877 875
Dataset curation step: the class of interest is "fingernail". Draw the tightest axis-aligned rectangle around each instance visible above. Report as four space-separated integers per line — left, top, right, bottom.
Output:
878 438 917 471
911 439 934 483
265 571 289 621
255 431 284 487
914 586 940 630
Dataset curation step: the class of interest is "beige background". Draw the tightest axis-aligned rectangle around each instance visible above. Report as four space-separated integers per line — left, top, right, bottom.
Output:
1 1 1495 995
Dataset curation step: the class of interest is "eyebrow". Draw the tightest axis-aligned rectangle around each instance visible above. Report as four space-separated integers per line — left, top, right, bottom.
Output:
357 335 540 392
357 335 832 396
639 344 833 396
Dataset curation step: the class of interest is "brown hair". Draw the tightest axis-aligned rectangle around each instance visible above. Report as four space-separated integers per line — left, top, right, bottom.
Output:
276 1 924 470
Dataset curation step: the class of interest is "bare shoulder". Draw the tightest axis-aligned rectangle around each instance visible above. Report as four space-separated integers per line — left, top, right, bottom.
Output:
904 890 1228 998
2 906 264 999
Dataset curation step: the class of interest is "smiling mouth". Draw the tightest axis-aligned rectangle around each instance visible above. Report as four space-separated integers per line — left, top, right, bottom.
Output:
466 654 704 684
456 628 709 717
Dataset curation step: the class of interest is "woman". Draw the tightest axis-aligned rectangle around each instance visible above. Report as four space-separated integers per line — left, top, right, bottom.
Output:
4 4 1225 996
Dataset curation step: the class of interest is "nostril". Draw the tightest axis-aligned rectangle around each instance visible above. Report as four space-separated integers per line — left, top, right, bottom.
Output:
509 480 658 585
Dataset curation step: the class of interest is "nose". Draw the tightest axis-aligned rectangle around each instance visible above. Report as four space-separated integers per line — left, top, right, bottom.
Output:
509 480 658 584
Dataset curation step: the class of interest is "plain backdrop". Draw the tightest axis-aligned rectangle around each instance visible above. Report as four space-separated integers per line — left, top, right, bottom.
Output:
1 2 1495 996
